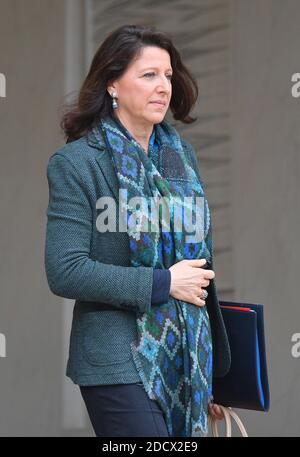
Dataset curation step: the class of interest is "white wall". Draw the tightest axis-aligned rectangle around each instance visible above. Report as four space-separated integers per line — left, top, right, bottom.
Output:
0 0 81 436
0 0 299 436
231 0 300 436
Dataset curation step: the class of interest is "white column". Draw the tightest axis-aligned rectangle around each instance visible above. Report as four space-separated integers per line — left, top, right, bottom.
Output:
62 0 89 431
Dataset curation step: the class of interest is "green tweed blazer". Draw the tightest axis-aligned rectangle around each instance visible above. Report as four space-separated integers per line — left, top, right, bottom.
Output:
44 125 231 386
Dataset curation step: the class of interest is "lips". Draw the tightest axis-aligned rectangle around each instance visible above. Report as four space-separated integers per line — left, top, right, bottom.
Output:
150 101 166 106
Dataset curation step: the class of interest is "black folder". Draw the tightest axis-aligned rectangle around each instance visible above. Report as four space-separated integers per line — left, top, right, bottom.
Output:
212 301 270 411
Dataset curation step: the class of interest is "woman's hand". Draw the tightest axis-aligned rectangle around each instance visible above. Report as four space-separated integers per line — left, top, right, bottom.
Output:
208 402 225 421
168 259 215 307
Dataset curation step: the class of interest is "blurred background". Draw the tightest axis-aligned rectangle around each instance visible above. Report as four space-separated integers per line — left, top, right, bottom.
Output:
0 0 299 436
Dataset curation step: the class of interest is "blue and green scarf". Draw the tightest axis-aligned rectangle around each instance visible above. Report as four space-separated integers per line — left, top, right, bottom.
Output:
99 114 213 437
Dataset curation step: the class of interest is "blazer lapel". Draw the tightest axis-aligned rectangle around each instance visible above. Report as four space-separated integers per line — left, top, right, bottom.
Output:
87 126 120 203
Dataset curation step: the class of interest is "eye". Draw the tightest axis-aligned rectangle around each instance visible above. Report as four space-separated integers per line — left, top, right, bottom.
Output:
143 72 173 80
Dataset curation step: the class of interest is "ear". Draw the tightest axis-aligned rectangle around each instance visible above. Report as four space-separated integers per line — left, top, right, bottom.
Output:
107 81 118 97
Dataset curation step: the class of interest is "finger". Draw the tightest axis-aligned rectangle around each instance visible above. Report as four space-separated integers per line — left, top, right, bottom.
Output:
194 296 206 307
188 259 207 267
212 405 224 419
208 407 219 420
197 287 208 297
209 403 224 417
203 269 215 280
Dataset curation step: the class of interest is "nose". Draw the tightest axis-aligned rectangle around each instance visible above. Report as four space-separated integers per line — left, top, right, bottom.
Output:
156 75 171 94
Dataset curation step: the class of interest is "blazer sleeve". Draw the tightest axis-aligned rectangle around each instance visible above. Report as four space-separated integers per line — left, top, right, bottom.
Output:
44 153 154 314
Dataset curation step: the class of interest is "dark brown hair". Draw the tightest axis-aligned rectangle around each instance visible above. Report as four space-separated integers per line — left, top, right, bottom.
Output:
60 24 198 142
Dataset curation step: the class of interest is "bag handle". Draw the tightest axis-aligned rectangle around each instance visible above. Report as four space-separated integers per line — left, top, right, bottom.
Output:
208 405 248 437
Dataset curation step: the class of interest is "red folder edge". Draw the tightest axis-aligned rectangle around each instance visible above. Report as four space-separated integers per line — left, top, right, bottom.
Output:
220 305 253 312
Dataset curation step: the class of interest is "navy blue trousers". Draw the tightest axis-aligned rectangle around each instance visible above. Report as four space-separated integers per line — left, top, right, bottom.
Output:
79 382 169 437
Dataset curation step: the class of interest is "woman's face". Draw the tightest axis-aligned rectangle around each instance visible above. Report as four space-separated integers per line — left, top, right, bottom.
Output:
108 46 173 128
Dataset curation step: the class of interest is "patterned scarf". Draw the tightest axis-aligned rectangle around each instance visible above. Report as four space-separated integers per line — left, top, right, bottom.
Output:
98 114 213 437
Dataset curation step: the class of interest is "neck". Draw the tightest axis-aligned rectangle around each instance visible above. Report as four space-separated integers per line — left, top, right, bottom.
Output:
114 112 153 154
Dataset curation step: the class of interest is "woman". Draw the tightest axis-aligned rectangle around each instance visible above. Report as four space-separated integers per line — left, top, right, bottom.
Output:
45 24 231 437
